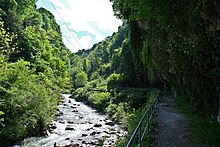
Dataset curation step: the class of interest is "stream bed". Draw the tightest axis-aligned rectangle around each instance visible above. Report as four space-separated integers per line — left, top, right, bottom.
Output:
15 94 126 147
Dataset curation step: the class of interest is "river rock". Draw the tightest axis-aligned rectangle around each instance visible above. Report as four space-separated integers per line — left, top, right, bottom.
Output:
55 111 63 116
72 109 78 112
65 126 75 131
90 131 96 136
90 139 100 145
54 142 59 147
103 130 109 134
59 120 65 124
48 123 57 130
67 120 75 124
109 131 117 134
86 127 92 131
81 121 87 124
70 105 77 109
105 120 115 126
79 116 83 119
82 133 88 137
82 140 86 144
93 124 102 127
117 132 124 137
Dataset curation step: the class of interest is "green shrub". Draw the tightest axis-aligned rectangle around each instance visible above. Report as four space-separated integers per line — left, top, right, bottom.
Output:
106 73 123 90
75 71 88 88
90 71 100 81
0 60 60 145
88 92 110 111
106 103 117 117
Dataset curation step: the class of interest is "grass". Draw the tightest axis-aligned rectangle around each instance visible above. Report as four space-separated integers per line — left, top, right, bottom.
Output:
175 96 220 146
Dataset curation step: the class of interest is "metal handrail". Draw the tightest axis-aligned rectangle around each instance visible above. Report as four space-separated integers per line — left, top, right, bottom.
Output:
126 96 158 147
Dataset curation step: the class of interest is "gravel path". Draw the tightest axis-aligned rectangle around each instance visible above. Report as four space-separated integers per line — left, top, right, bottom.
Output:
153 95 193 147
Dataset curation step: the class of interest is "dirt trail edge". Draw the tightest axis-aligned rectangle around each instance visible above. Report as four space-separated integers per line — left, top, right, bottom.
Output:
153 95 193 147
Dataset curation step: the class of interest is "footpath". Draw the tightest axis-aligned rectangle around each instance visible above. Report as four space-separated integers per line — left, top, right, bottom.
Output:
153 95 193 147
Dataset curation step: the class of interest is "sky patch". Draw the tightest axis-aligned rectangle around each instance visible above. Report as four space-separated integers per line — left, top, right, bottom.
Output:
36 0 122 52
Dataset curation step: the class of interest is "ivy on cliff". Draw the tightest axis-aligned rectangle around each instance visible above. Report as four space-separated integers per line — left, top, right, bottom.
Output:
110 0 220 115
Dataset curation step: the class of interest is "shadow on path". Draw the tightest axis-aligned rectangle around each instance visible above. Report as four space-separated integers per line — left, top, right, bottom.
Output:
153 95 193 147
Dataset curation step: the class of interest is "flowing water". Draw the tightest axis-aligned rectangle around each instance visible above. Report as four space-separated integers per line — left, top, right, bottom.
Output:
15 94 125 147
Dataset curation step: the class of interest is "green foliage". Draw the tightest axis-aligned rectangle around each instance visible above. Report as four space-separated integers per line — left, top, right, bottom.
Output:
90 71 100 81
176 96 220 146
110 0 219 116
112 102 132 124
0 1 71 145
111 0 171 26
106 73 123 90
75 25 129 82
106 103 117 117
0 18 15 57
0 18 15 128
115 89 159 147
0 60 60 145
75 71 88 88
88 92 110 111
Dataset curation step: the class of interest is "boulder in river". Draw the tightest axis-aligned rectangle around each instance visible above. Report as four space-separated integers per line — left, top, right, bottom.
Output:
82 133 88 137
72 109 78 112
67 120 75 124
90 139 100 145
90 131 96 136
59 120 65 124
105 120 115 126
55 111 63 116
82 140 87 144
54 142 59 147
71 105 77 109
65 126 75 131
93 124 102 127
48 123 57 130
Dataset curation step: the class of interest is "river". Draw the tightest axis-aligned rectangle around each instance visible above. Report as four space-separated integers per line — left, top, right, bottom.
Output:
14 94 125 147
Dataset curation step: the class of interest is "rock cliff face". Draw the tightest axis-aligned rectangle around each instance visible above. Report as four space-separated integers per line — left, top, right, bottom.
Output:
137 20 149 32
111 0 220 116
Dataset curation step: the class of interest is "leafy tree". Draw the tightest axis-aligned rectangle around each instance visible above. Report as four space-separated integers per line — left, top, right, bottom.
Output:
75 71 88 88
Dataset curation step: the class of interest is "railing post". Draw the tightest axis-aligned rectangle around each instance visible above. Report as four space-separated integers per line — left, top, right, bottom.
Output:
147 112 149 135
139 125 141 147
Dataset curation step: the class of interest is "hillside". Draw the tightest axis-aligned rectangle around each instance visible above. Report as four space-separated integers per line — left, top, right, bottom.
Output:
0 1 71 146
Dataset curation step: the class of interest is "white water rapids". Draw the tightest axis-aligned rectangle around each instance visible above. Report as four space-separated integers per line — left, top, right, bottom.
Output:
14 94 125 147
